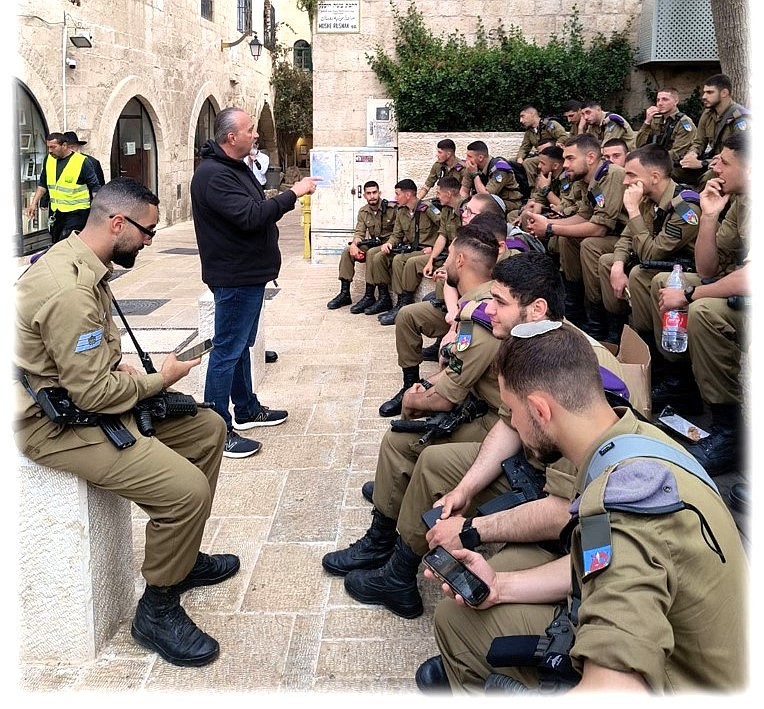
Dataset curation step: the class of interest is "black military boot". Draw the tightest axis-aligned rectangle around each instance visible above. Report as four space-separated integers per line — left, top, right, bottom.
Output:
131 585 220 667
421 337 443 362
379 365 420 417
379 290 415 325
344 535 424 618
416 656 451 693
606 311 629 346
327 279 352 309
581 300 609 342
562 277 586 327
173 552 240 594
682 404 744 476
364 283 392 315
651 360 704 416
361 480 374 503
321 507 397 576
350 283 376 314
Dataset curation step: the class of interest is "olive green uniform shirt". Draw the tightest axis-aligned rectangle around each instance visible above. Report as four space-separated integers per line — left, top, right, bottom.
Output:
14 234 165 436
713 193 749 277
570 409 747 691
462 156 522 213
613 179 699 264
575 161 628 233
387 199 440 249
635 112 697 163
352 202 397 243
691 101 751 159
585 112 636 150
423 158 467 191
436 203 461 245
516 118 569 160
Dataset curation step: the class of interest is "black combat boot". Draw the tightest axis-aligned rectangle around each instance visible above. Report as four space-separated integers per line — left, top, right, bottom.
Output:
361 480 374 503
581 300 609 342
421 336 443 362
173 552 240 594
327 278 352 309
379 365 420 417
321 507 397 576
350 283 376 314
364 283 392 315
343 535 424 618
651 360 704 416
416 656 451 693
131 585 220 667
606 311 629 346
562 277 586 327
682 404 744 476
379 290 415 325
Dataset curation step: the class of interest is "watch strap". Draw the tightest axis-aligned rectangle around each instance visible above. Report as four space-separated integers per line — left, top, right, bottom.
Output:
684 285 695 302
459 517 482 550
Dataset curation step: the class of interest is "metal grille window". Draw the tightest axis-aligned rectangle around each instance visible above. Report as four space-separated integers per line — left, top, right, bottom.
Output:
294 40 312 71
201 0 213 22
237 0 252 33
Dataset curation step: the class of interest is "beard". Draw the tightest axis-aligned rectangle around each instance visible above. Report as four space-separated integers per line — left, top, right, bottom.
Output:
112 244 138 269
525 417 561 465
446 272 458 289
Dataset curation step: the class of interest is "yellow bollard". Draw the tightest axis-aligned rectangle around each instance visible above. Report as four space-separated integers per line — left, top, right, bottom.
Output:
299 194 311 260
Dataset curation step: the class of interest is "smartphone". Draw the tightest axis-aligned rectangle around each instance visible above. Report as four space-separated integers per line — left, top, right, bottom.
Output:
176 338 214 361
657 406 709 442
421 505 444 530
422 545 490 607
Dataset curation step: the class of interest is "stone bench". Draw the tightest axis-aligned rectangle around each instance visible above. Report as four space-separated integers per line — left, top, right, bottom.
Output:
18 454 134 663
196 290 266 393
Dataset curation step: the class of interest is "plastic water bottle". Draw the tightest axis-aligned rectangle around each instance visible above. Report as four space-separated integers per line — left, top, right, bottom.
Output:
661 265 688 353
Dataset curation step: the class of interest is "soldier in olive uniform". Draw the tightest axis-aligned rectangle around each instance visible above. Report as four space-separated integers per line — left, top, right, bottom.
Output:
525 135 627 339
635 87 697 167
601 137 629 167
515 105 568 186
677 74 750 187
14 178 239 668
321 229 502 619
422 323 746 694
582 99 636 150
652 133 750 476
461 140 523 215
417 138 466 201
599 145 700 345
327 180 397 311
561 99 585 137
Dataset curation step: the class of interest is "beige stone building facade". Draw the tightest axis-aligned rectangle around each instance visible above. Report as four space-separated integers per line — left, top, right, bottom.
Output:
13 0 311 256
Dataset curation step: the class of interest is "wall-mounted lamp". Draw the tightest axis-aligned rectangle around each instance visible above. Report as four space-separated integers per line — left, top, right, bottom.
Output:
69 29 93 48
220 30 262 60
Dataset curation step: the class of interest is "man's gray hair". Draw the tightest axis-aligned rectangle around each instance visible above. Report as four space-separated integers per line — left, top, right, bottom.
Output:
214 107 247 144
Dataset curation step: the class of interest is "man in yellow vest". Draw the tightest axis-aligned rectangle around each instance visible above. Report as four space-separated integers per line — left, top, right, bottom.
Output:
25 132 102 243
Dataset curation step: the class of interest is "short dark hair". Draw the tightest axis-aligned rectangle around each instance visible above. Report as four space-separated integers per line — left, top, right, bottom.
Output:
583 99 602 109
519 105 539 114
469 212 508 243
46 132 66 143
657 87 680 99
561 100 583 113
90 177 160 221
363 180 380 191
624 144 672 176
466 140 489 155
564 133 602 157
723 132 749 163
395 178 417 192
437 138 456 152
495 322 605 413
602 138 629 152
437 176 461 192
452 224 500 271
539 145 564 162
704 74 732 93
491 252 565 319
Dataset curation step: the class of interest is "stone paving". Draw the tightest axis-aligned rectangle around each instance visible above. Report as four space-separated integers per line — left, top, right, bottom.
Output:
17 203 750 699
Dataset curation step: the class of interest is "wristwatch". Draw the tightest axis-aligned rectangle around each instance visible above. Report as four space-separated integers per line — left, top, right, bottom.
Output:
459 517 482 550
545 222 554 238
684 285 696 303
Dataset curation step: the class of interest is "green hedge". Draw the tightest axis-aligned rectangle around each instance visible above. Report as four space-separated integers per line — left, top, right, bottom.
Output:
367 2 635 132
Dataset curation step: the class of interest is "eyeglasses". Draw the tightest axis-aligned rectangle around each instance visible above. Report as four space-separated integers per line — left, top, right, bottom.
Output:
462 205 476 216
110 214 156 239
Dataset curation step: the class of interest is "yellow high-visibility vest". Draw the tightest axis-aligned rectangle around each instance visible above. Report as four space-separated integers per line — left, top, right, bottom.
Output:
46 152 90 213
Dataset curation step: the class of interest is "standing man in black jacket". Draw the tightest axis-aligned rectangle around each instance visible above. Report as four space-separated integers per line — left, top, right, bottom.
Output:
190 107 320 458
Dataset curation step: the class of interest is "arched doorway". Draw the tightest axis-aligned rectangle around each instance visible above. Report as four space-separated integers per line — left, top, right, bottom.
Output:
110 97 158 192
194 99 217 171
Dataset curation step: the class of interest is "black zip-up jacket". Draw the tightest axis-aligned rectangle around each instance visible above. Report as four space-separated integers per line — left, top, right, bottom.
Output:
190 139 298 286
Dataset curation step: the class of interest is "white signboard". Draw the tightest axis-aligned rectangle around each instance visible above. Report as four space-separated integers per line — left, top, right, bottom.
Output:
317 1 360 33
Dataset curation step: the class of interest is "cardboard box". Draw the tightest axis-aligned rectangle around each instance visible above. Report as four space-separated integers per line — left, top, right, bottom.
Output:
603 325 652 419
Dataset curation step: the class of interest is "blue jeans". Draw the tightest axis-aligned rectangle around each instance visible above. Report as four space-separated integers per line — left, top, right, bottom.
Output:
204 285 265 429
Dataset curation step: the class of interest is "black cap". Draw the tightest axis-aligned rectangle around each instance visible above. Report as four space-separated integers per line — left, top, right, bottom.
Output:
63 130 87 146
395 178 417 192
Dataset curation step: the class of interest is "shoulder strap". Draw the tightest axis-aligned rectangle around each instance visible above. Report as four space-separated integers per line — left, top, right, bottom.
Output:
584 434 719 493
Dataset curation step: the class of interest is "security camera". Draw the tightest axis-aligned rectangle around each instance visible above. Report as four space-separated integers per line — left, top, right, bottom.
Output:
65 57 77 69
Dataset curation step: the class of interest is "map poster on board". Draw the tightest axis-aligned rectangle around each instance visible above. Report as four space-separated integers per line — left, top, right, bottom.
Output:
316 1 361 33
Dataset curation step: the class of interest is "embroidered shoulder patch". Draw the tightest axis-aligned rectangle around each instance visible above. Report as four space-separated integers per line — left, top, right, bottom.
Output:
75 328 103 353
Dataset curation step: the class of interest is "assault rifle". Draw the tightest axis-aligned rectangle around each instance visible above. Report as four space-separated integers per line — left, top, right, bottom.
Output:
134 391 211 437
476 452 547 516
390 395 489 445
349 237 383 249
640 257 695 273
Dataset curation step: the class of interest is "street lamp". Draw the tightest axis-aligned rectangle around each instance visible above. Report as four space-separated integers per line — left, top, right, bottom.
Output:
220 30 262 60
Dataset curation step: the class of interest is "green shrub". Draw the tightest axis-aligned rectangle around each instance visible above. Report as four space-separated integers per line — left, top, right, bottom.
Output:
367 2 635 132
